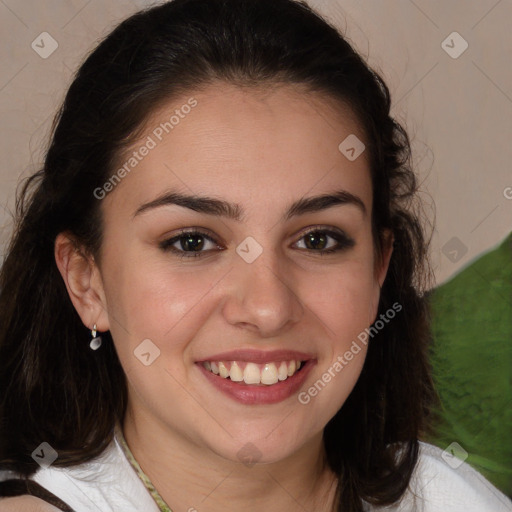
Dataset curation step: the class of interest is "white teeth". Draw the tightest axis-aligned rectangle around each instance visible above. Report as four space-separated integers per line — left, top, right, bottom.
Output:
229 361 244 382
244 363 261 385
261 363 278 385
278 362 288 381
218 361 229 378
203 359 305 385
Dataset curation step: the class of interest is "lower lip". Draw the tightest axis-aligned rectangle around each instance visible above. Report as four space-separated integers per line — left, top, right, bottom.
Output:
196 360 315 405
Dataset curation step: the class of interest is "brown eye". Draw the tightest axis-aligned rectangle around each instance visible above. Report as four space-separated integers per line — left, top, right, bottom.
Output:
159 230 221 258
304 231 328 250
179 233 205 251
295 228 354 254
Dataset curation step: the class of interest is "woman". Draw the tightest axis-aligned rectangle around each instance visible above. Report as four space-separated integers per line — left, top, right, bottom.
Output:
0 0 510 510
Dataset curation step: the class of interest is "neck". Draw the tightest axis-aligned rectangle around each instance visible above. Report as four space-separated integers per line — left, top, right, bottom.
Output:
122 404 339 511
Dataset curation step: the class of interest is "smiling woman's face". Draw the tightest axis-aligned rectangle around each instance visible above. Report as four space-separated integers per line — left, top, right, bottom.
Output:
93 82 391 463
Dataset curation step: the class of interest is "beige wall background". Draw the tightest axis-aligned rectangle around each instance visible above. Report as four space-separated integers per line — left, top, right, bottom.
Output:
0 0 511 285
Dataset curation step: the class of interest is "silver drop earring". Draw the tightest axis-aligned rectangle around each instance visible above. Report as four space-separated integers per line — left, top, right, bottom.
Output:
90 324 102 350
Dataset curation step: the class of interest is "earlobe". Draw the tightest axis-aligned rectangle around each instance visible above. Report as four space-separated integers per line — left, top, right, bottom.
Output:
54 232 110 333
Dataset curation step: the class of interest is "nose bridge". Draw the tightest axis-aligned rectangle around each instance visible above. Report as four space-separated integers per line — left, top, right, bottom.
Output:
222 239 304 335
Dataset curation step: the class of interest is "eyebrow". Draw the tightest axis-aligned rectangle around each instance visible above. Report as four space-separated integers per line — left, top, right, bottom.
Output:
133 189 366 220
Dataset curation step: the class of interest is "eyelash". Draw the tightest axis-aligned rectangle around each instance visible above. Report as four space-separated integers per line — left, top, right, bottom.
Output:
159 227 355 259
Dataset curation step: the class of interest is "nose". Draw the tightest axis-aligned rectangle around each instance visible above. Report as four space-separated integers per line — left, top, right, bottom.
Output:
221 250 304 337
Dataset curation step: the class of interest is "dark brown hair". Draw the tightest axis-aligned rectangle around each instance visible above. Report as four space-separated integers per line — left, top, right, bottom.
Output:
0 0 434 509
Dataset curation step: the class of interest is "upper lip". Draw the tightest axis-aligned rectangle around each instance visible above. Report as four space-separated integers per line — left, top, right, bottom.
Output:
196 349 315 364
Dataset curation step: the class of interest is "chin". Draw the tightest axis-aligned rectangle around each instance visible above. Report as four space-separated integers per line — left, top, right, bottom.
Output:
204 422 319 467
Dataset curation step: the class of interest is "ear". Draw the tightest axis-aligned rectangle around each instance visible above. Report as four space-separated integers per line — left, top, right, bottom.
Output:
54 232 110 333
376 229 394 287
369 229 394 322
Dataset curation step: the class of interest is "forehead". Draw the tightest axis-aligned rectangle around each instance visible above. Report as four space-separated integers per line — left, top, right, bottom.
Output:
103 82 372 217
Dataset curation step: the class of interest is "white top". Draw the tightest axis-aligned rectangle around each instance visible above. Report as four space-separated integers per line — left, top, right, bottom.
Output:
1 439 511 512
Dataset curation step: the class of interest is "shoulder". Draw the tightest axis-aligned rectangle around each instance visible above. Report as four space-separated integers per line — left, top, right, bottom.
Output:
26 436 160 512
394 441 512 512
0 495 61 511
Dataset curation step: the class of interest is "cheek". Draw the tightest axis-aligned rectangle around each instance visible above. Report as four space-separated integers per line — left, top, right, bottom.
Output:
102 254 223 356
297 257 376 418
101 260 218 422
304 259 377 341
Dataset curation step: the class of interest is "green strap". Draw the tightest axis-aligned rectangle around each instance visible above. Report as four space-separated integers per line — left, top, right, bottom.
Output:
114 422 173 512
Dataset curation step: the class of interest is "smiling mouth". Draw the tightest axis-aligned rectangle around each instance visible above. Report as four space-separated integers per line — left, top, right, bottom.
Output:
201 360 305 386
